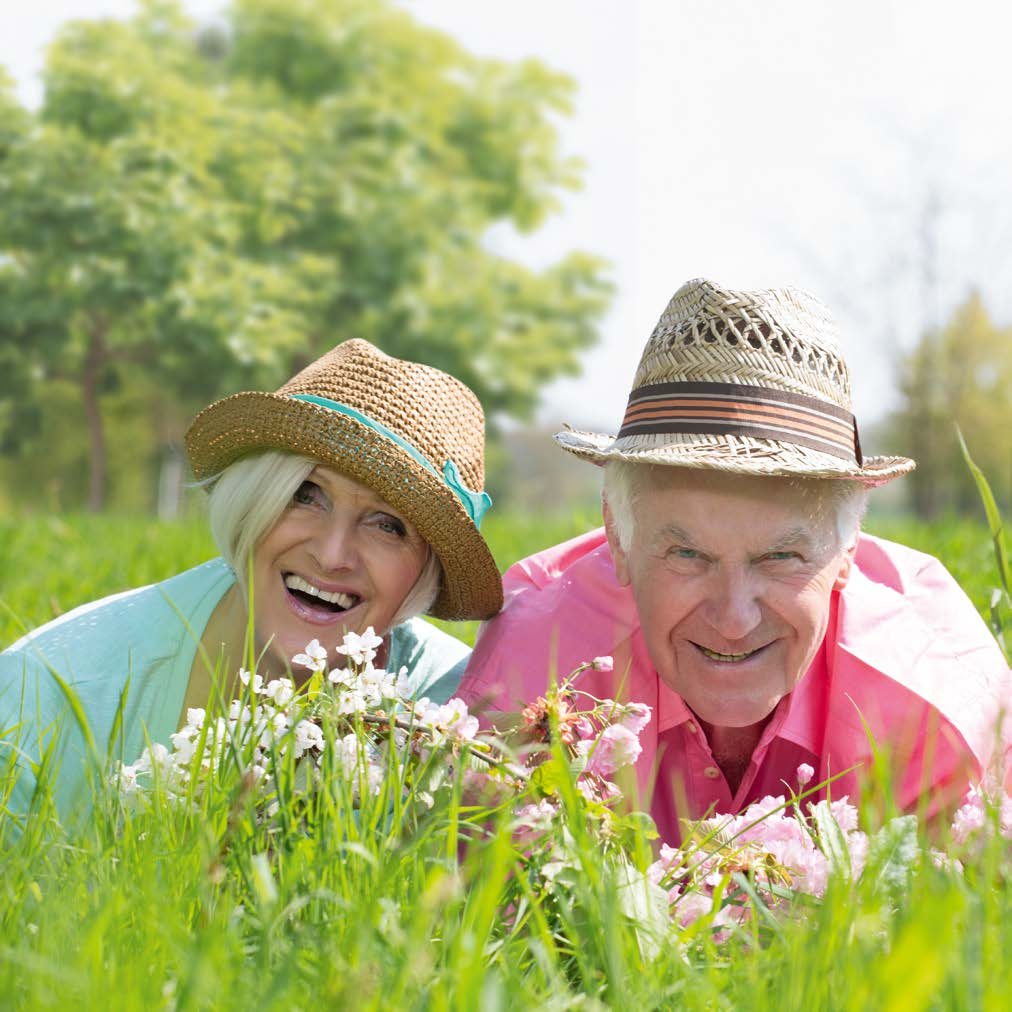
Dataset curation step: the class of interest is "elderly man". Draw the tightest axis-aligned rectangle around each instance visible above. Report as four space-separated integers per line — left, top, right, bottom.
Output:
457 278 1010 842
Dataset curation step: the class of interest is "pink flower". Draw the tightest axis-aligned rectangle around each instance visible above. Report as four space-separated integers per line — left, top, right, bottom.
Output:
576 723 642 777
796 763 815 787
618 702 652 736
591 656 614 672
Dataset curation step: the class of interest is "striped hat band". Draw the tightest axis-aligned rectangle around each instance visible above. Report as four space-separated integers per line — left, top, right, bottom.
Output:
619 380 863 464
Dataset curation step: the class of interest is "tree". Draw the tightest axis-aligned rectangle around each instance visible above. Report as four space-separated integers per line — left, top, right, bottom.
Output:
0 0 611 511
884 292 1012 518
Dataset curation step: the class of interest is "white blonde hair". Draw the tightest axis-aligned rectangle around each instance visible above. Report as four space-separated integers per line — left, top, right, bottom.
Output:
602 460 868 554
204 449 443 627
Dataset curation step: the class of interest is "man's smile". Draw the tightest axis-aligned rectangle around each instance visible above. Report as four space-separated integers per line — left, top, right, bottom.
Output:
691 641 771 663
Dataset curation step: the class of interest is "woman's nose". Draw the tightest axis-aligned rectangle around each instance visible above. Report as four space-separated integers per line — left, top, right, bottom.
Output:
308 517 359 571
704 567 763 642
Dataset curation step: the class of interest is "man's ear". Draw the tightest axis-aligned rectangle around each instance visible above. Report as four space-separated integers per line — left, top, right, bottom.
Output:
602 497 631 587
833 540 857 592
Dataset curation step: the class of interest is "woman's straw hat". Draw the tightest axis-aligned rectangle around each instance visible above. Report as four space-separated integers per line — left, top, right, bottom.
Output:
186 339 503 620
556 278 915 486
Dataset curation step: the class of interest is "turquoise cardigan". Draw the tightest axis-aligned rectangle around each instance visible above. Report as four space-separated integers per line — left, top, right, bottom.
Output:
0 558 469 824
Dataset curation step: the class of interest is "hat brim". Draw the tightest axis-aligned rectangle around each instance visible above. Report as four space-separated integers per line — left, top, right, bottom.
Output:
555 427 915 487
186 392 503 620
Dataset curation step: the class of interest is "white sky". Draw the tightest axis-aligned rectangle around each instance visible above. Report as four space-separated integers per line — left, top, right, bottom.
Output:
4 0 1012 441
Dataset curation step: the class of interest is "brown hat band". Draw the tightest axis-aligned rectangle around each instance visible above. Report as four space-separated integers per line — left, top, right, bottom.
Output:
619 381 863 464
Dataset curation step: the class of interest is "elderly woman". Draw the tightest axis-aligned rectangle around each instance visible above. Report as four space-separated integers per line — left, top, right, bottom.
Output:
457 278 1010 842
1 339 502 821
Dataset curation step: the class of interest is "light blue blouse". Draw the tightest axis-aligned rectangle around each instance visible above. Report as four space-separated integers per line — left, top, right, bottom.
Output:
0 558 469 826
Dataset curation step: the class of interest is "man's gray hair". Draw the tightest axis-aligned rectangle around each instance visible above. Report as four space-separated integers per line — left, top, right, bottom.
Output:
602 460 868 554
204 449 442 628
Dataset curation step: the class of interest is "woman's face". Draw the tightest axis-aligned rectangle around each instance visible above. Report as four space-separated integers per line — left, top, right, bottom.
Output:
251 464 429 675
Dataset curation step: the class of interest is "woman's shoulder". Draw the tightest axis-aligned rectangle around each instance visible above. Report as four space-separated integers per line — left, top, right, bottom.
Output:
1 558 235 681
388 618 471 705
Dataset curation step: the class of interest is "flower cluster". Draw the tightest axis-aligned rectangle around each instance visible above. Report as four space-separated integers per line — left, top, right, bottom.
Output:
113 636 640 836
114 628 487 812
112 632 1012 947
648 780 869 931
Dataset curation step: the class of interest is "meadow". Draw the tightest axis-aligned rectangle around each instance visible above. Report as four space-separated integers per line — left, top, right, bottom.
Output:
0 508 1001 651
0 509 1009 1011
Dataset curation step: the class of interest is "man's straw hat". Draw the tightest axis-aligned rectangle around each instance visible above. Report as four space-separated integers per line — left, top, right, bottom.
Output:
556 278 915 486
186 339 503 620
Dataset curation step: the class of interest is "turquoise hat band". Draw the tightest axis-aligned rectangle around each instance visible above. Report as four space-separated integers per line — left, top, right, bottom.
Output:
288 393 492 528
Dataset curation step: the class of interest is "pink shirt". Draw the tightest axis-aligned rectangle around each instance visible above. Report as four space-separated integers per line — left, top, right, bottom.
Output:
458 530 1011 843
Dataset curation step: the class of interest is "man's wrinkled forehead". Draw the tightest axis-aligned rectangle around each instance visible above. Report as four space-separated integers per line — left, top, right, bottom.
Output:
634 466 841 549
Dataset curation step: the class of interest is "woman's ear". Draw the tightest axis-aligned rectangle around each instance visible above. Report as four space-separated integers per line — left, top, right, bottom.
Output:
602 497 631 587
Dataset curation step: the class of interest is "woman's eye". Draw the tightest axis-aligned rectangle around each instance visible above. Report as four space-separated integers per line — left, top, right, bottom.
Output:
375 514 407 537
293 481 324 507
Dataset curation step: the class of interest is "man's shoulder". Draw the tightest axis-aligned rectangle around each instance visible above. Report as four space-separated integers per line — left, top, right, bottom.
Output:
502 527 614 597
836 532 1008 768
852 532 955 593
459 529 640 709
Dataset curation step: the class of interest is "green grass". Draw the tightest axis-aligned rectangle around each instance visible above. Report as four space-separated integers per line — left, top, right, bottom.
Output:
0 508 1000 651
1 508 1009 1009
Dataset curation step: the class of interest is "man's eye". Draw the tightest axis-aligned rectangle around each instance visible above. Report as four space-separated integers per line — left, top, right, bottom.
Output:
669 547 699 560
764 551 798 562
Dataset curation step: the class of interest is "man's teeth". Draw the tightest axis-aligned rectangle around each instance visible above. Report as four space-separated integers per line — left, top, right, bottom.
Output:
284 575 357 609
699 645 756 662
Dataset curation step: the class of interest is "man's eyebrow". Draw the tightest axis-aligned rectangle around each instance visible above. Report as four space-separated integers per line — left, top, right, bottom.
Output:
655 524 695 546
764 527 817 552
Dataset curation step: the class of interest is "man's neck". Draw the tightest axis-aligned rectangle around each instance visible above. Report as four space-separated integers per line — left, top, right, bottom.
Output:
697 719 768 796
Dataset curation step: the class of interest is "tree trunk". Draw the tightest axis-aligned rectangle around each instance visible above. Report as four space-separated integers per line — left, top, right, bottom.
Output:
82 321 109 513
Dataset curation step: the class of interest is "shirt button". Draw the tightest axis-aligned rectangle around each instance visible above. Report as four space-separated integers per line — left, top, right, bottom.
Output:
703 766 721 779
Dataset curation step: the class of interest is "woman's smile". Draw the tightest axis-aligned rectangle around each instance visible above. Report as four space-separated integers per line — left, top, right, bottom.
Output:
252 466 429 674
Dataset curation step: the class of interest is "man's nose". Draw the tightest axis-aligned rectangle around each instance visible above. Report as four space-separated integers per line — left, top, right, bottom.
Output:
705 566 763 642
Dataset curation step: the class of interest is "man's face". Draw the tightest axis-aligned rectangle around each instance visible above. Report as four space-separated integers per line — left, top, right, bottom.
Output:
606 468 855 731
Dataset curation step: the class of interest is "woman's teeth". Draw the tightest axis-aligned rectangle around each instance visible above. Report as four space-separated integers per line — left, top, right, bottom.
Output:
698 645 756 662
284 575 357 611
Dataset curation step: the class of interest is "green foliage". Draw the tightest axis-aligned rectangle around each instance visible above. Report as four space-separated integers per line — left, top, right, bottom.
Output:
0 508 999 654
0 0 611 510
882 291 1012 519
958 432 1010 660
1 505 1010 1006
2 655 1011 1009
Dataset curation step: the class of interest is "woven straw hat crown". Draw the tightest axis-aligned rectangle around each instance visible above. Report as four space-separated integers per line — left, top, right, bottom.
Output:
186 339 502 620
556 278 914 485
275 340 487 494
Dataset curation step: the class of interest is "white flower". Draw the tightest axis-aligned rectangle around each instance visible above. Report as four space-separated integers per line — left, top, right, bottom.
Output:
393 666 413 700
185 707 205 729
328 666 356 687
591 656 614 672
337 687 369 715
413 698 478 743
115 764 141 795
264 678 295 707
336 627 384 665
292 719 325 758
239 668 264 694
437 698 479 742
170 727 198 765
292 639 329 675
